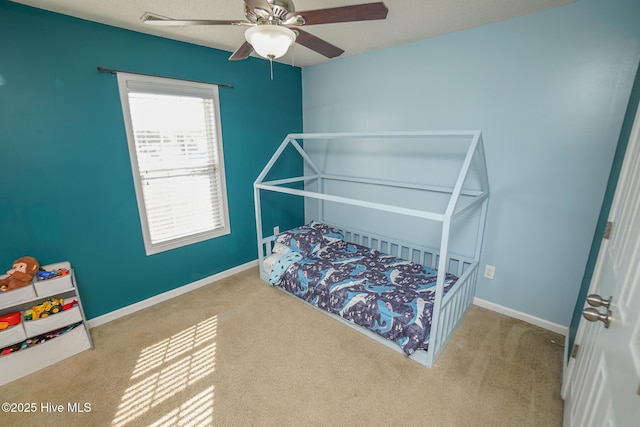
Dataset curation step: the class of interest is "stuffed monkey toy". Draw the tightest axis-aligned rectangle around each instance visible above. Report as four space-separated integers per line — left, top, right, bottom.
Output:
0 256 40 292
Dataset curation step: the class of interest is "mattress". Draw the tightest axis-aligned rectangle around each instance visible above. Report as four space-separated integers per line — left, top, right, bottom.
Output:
266 222 458 355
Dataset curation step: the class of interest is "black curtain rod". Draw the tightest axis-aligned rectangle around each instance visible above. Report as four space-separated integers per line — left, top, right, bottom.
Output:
96 66 234 89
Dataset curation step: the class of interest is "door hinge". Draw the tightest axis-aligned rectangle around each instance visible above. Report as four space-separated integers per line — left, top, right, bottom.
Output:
571 343 580 359
603 221 613 240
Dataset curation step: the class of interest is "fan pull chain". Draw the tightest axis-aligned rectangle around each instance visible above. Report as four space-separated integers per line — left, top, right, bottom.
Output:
291 43 295 68
269 57 274 80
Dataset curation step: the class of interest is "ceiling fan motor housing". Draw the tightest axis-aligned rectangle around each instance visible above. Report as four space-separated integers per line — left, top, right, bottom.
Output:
247 0 298 24
268 0 295 17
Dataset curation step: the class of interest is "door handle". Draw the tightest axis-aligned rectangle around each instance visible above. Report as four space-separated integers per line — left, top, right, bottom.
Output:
582 307 612 328
586 293 612 309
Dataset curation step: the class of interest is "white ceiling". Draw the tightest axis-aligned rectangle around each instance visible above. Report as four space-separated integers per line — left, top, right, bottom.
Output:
11 0 574 67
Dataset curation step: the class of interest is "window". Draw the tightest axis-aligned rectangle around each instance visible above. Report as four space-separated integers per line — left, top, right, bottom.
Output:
117 73 230 255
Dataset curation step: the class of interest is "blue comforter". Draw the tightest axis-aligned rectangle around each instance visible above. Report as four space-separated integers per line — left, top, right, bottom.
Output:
270 239 458 355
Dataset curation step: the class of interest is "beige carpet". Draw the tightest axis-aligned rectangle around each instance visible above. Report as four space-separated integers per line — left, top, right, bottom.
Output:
0 267 564 427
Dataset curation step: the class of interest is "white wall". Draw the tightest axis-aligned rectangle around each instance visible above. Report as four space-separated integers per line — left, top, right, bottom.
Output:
301 0 640 326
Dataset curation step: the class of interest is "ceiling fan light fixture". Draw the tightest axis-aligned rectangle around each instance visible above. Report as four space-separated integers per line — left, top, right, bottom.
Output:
245 25 296 59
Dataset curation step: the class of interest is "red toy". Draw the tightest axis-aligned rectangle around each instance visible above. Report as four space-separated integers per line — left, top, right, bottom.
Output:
62 300 78 311
0 312 21 330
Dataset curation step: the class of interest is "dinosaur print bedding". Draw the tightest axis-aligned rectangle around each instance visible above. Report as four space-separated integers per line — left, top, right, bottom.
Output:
267 222 458 356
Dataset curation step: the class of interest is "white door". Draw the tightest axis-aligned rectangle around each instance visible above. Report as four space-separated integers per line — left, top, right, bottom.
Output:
562 101 640 427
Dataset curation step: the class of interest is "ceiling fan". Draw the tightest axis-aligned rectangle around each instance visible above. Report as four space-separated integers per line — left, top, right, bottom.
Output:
143 0 389 62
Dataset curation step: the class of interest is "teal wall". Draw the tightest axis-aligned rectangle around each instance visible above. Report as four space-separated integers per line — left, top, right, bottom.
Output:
302 0 640 327
0 0 304 319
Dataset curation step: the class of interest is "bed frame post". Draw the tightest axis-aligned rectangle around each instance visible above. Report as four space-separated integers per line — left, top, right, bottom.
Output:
254 184 264 276
318 175 325 223
474 133 491 262
427 214 451 366
254 134 294 279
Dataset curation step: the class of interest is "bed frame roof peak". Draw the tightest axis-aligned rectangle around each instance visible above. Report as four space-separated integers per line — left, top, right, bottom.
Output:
254 130 489 222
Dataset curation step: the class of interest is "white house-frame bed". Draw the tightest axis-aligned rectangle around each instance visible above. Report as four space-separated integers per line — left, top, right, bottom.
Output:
254 131 490 367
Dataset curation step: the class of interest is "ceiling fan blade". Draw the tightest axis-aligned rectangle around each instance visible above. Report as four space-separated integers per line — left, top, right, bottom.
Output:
229 41 254 61
295 29 344 59
297 2 388 26
143 16 247 26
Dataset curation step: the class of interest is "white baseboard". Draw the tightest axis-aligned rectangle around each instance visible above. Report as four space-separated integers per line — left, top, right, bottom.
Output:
473 297 568 336
87 260 258 329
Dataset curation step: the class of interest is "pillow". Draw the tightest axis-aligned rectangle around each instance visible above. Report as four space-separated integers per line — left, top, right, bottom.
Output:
269 250 303 285
272 242 290 254
308 221 344 243
263 251 284 275
262 241 295 275
276 221 344 256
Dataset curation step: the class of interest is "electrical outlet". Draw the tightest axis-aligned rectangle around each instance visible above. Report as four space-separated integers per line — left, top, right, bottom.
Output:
484 265 496 279
273 226 280 235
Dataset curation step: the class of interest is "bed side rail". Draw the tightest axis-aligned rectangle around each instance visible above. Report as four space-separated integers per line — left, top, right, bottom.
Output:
258 235 277 281
430 262 479 362
260 223 475 276
259 235 277 257
331 223 475 276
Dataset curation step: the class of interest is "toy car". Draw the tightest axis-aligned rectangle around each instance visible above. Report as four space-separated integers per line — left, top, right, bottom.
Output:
36 268 70 280
23 298 64 321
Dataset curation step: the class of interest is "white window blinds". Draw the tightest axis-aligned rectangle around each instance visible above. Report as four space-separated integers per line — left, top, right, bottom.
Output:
117 73 230 255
